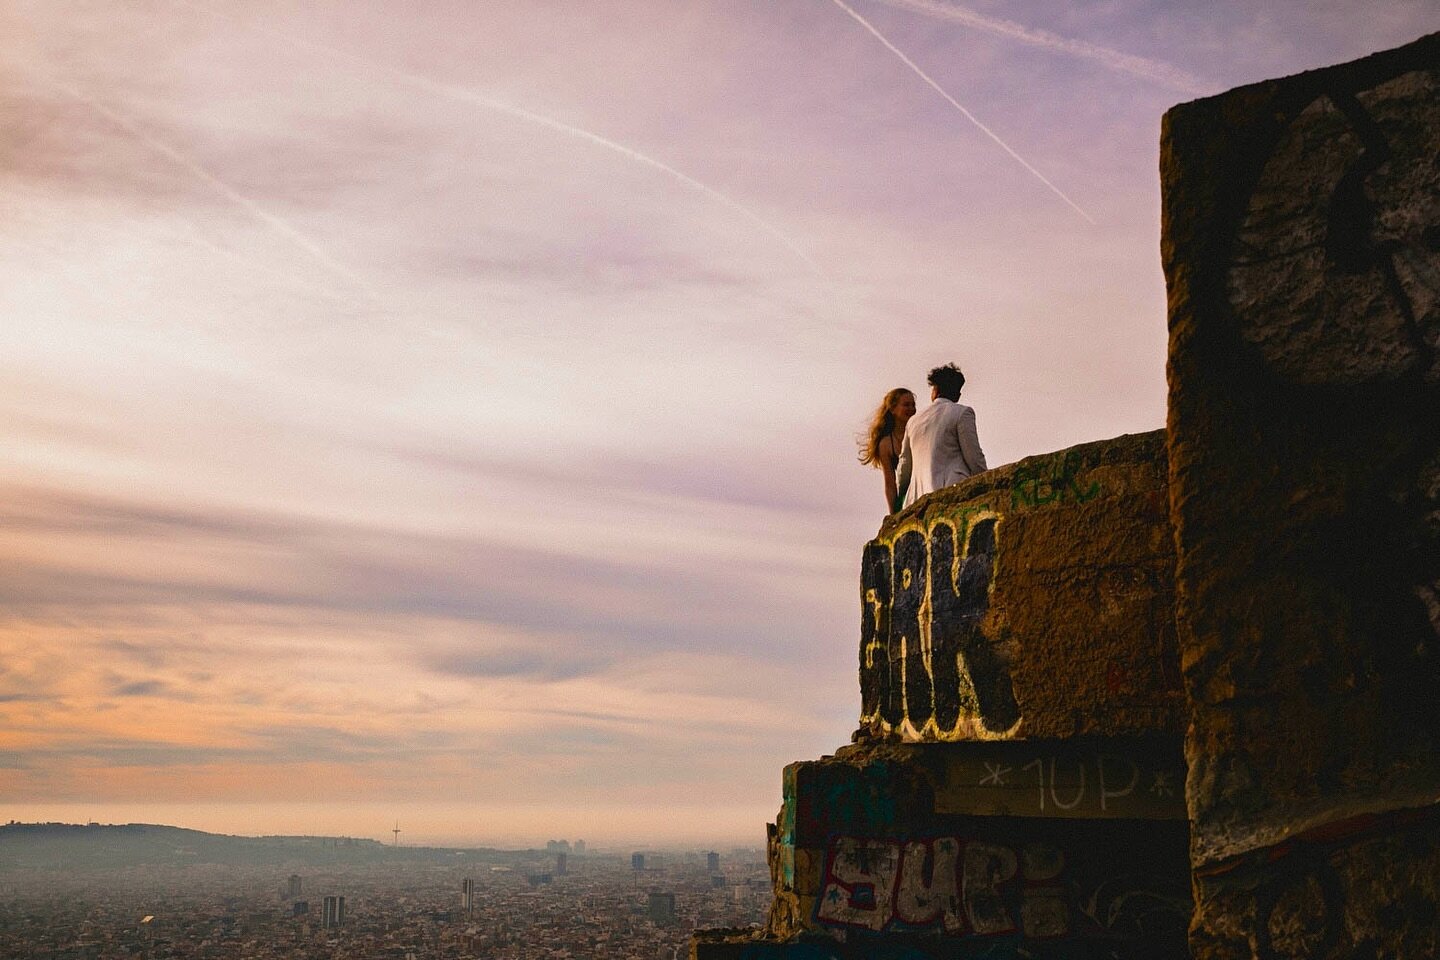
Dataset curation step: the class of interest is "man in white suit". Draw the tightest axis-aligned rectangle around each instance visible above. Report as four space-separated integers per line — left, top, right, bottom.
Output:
896 362 987 509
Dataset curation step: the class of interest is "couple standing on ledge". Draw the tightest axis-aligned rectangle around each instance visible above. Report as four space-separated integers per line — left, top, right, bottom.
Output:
859 362 987 515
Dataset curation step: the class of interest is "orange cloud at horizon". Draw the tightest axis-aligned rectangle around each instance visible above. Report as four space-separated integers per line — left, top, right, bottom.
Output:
4 0 1430 846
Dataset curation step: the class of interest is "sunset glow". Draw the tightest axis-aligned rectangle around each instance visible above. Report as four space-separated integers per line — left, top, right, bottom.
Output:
2 0 1433 847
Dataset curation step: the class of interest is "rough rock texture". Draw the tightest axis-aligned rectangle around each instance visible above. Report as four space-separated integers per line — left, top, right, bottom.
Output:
698 32 1440 960
860 431 1182 742
696 434 1194 960
1161 31 1440 958
1187 807 1440 960
743 737 1191 958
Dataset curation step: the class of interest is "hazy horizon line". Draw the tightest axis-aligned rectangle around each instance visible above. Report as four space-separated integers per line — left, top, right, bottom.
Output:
1 817 766 854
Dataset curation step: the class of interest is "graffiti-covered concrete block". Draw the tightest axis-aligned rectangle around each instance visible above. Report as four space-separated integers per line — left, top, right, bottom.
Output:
1162 31 1440 959
754 738 1191 958
859 431 1181 742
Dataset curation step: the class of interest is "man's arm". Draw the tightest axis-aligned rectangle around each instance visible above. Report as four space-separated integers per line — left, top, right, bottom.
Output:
957 407 986 476
895 431 913 509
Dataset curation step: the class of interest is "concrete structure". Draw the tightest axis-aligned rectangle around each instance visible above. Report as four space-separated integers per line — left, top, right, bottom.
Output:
742 432 1192 958
462 877 475 914
695 30 1439 960
1162 30 1440 960
859 431 1181 743
687 431 1191 958
769 738 1189 945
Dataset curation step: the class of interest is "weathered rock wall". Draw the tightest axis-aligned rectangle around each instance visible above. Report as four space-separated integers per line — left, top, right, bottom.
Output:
697 433 1197 959
697 434 1196 959
860 431 1183 742
1161 31 1440 960
759 737 1191 957
700 31 1440 960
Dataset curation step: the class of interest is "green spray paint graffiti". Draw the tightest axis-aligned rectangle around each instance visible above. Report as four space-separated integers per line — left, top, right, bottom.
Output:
1009 450 1102 510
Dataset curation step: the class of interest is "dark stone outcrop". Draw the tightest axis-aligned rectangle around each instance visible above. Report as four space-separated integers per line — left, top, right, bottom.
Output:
699 433 1196 959
1161 31 1440 960
696 28 1440 960
860 431 1182 742
763 738 1190 954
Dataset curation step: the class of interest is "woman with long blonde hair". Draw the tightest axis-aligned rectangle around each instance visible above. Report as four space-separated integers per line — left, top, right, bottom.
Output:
858 387 916 514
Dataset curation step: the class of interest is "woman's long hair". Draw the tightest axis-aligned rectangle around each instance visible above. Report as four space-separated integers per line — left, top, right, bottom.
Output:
858 388 913 467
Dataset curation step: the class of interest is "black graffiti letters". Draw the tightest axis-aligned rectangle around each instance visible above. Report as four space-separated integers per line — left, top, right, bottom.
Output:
859 540 894 726
860 513 1019 738
893 530 929 731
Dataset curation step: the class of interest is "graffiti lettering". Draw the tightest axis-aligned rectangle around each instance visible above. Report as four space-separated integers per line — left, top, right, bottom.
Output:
859 512 1019 740
1049 757 1087 810
893 530 929 732
1010 754 1149 815
962 842 1019 934
932 743 1188 820
1097 754 1140 811
893 838 962 931
816 836 1067 937
1018 843 1068 937
859 541 898 728
1009 450 1101 509
816 838 901 931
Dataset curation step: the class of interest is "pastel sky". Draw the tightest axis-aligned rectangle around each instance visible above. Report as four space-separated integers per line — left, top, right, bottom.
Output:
2 0 1435 848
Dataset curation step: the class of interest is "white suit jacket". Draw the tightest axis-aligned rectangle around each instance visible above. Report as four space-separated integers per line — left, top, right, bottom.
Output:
896 398 987 507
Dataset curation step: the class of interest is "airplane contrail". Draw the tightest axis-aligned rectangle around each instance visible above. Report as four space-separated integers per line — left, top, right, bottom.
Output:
1 181 359 305
165 0 823 276
48 80 381 301
828 0 1096 224
354 69 825 277
873 0 1212 96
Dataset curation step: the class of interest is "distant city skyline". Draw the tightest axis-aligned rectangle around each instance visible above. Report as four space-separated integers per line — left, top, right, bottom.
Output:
0 830 770 958
2 0 1435 845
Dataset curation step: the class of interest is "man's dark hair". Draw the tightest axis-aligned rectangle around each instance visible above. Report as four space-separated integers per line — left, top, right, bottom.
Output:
927 363 966 401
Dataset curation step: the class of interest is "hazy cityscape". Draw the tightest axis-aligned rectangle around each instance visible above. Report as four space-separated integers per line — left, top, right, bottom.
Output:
0 826 768 960
7 3 1435 959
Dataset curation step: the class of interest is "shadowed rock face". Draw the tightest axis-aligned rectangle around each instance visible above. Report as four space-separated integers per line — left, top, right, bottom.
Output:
859 431 1183 743
1163 31 1440 960
1226 71 1440 388
702 435 1194 960
757 737 1192 955
698 31 1440 960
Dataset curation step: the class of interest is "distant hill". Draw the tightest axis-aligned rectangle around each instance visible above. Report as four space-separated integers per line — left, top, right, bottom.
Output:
0 822 540 871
